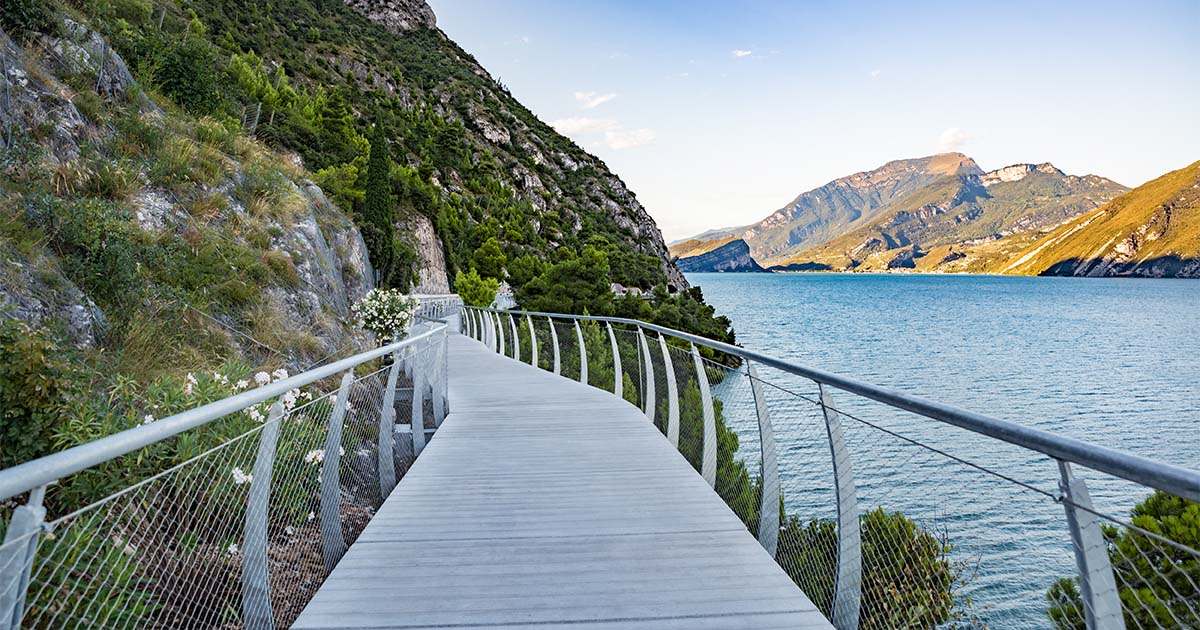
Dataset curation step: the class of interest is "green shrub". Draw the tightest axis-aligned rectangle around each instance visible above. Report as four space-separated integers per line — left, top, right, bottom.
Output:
155 39 220 114
0 320 76 468
43 198 143 309
470 237 507 280
454 268 499 307
0 0 56 40
1047 491 1200 628
779 508 958 627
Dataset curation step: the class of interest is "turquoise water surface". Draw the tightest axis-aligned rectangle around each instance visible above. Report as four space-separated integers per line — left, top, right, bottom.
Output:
686 272 1199 627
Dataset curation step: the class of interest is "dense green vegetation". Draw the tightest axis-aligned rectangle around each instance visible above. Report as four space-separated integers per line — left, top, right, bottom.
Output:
65 0 732 338
1047 491 1200 628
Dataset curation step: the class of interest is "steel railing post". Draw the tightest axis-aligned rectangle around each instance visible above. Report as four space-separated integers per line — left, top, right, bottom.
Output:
690 343 716 487
411 349 427 455
526 315 538 368
242 402 283 630
377 345 405 498
432 332 446 426
818 384 862 630
319 372 355 573
748 363 779 557
508 313 520 361
575 320 588 385
495 311 506 356
659 334 679 448
1058 461 1126 630
548 317 561 375
607 322 622 398
637 328 655 423
0 485 46 630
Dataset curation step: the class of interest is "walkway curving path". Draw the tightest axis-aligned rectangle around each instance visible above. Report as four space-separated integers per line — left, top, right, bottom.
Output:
294 329 830 629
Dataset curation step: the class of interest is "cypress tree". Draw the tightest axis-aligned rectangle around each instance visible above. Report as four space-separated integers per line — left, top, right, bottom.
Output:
363 124 396 286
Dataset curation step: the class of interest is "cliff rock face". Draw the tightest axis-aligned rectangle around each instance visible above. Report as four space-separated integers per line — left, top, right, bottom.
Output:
676 240 765 273
396 213 450 293
342 0 436 33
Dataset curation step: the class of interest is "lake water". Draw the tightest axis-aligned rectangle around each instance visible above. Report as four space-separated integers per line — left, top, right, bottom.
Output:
686 272 1199 627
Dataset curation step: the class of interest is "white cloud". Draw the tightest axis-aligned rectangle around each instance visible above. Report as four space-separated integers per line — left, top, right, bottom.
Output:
938 127 972 152
869 69 882 78
550 117 620 134
573 91 617 109
604 128 656 150
520 35 530 44
732 49 753 58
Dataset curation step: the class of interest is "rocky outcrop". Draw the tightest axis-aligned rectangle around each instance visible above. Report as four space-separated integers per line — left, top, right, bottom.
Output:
395 213 449 293
676 239 765 273
342 0 436 33
980 163 1063 186
0 246 107 348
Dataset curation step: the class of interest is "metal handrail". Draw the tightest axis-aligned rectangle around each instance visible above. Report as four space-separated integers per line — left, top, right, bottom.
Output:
471 306 1200 503
0 325 447 502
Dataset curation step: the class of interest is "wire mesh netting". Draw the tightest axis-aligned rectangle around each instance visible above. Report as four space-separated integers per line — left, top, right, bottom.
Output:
0 335 445 629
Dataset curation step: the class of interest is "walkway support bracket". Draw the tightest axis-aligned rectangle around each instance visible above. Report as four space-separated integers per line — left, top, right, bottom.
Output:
691 343 716 487
1058 461 1126 630
819 383 862 630
749 363 779 558
242 402 283 630
496 311 506 357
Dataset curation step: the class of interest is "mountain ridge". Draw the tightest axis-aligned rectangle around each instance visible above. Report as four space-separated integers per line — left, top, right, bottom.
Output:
672 153 1128 273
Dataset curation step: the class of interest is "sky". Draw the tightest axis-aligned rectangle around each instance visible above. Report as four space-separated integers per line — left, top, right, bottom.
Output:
428 0 1200 241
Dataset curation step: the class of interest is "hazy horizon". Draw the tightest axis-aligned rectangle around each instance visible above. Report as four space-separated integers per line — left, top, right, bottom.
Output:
430 0 1199 241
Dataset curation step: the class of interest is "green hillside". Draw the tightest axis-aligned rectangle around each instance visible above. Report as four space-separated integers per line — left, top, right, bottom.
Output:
997 160 1200 277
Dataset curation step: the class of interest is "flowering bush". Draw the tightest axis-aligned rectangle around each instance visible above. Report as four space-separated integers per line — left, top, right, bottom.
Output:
351 289 419 340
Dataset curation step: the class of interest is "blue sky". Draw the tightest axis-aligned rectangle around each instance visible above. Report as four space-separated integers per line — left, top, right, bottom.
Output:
428 0 1199 241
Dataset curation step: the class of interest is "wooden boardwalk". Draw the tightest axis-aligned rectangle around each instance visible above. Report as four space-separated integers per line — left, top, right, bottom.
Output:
294 329 829 629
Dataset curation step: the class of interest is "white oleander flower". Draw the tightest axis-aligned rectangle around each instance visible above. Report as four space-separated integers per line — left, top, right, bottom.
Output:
227 543 239 555
304 449 325 464
231 467 253 485
254 371 271 386
142 414 155 425
236 379 250 390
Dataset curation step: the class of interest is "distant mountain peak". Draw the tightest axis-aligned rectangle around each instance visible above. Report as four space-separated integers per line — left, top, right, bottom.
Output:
980 162 1065 187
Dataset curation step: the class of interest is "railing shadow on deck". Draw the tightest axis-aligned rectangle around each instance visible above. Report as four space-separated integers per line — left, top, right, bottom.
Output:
0 297 461 629
461 305 1200 630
